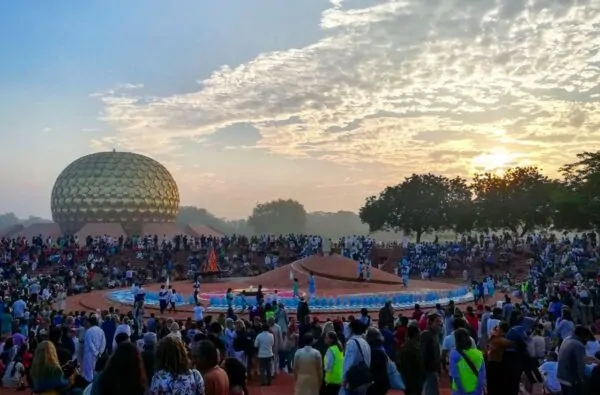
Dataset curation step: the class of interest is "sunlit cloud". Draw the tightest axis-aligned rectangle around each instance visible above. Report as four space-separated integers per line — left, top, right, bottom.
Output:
92 0 600 185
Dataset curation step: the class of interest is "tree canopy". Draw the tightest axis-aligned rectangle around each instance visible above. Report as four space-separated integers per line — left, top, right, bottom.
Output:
359 150 600 239
247 199 307 234
359 173 471 242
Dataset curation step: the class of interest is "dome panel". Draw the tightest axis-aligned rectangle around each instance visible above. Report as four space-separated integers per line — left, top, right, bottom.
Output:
51 151 180 234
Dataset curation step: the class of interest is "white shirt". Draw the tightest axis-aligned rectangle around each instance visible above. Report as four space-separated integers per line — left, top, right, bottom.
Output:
254 331 275 358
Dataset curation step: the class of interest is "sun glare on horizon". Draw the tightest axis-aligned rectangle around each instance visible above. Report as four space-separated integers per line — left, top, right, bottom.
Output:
472 148 513 173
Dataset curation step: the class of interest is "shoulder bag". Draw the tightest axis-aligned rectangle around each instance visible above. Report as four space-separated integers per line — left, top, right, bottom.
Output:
346 339 373 390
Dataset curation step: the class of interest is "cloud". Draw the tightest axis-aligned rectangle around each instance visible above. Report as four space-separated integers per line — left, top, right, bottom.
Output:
93 0 600 179
41 127 52 133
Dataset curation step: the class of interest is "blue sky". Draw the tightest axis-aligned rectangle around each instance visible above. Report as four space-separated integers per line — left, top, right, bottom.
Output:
0 1 598 219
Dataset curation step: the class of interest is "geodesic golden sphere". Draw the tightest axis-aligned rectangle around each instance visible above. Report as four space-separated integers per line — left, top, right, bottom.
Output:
51 151 180 234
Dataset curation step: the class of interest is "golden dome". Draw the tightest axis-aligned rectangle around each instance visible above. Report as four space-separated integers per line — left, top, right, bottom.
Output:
51 151 180 234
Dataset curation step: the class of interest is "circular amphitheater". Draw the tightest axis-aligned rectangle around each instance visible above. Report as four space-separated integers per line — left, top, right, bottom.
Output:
68 254 471 317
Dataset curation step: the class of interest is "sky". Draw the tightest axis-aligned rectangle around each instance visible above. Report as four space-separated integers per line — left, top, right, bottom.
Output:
1 0 599 220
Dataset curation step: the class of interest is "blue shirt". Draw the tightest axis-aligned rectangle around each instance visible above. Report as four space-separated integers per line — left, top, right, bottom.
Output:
12 299 26 318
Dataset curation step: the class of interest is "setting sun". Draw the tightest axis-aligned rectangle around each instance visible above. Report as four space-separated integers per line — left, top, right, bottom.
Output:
472 148 513 172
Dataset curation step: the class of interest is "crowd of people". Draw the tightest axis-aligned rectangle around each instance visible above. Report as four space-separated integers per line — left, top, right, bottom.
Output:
0 230 600 395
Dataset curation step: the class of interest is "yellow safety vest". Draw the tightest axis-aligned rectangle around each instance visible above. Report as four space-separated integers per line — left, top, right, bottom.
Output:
324 345 343 385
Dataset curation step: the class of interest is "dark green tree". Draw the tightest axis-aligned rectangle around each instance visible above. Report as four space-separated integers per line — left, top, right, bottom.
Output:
471 167 554 236
247 199 307 234
444 176 476 234
557 151 600 229
359 173 463 242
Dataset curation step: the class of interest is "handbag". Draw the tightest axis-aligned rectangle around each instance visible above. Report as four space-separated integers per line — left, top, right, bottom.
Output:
386 357 405 390
346 339 373 390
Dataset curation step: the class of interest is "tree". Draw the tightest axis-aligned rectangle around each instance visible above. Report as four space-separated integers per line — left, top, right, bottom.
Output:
247 199 307 234
176 206 235 234
471 167 554 236
0 212 20 231
359 173 465 242
444 176 477 234
549 181 589 230
557 151 600 229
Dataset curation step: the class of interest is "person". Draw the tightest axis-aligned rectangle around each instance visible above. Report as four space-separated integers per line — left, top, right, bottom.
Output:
141 332 158 387
420 313 442 395
556 309 575 344
557 325 593 395
441 317 476 371
378 301 394 331
81 315 107 384
308 273 316 299
113 317 132 350
29 341 71 394
191 340 229 395
268 317 283 377
448 328 485 395
48 327 73 366
589 351 600 395
340 319 371 395
323 331 344 395
293 332 322 395
398 324 422 395
254 323 274 386
149 336 205 395
222 357 249 395
365 328 390 395
485 322 512 395
538 351 561 395
1 347 25 389
86 341 147 395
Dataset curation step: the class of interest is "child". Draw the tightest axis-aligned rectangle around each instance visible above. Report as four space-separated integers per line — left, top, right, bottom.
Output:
538 351 561 395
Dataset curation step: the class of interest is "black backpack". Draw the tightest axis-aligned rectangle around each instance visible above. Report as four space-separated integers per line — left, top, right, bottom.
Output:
346 339 373 389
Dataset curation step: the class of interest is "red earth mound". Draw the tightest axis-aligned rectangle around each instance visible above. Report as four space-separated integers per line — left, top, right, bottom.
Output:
298 254 403 285
247 261 394 291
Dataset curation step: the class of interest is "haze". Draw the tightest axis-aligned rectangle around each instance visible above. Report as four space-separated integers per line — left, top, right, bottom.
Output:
1 0 598 220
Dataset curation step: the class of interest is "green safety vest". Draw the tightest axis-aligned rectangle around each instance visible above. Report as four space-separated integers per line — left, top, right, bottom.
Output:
451 348 484 393
265 311 275 320
324 346 343 385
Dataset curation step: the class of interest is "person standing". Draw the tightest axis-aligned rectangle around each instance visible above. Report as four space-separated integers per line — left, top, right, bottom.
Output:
81 315 107 384
557 325 593 395
449 328 486 395
293 332 323 395
420 313 442 395
192 340 229 395
323 331 343 395
308 273 316 300
254 323 274 386
340 320 371 395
